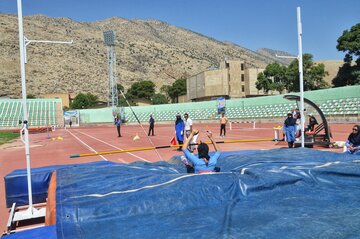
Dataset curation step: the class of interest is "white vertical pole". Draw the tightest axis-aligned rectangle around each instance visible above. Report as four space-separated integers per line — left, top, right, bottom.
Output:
17 0 34 212
297 7 305 148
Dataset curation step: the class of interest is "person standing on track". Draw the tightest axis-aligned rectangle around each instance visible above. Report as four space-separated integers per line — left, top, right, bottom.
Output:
148 114 155 136
184 113 194 152
284 112 296 148
175 113 185 151
115 114 122 137
219 113 228 137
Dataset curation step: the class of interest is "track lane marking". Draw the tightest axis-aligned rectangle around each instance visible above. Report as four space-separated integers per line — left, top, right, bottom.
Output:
75 130 151 163
66 129 109 161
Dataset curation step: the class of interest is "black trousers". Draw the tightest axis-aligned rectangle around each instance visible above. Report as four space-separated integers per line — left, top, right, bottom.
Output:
148 124 154 136
177 139 183 150
220 124 226 136
116 125 121 137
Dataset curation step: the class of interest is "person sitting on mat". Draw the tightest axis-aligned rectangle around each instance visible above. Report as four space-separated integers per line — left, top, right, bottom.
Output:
181 129 221 174
345 125 360 155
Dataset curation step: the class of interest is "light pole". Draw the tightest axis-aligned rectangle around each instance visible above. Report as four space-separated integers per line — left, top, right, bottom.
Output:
14 0 72 221
276 7 305 148
103 30 119 117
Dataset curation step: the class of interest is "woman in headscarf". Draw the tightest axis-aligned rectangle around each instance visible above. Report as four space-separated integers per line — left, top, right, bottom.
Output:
307 115 318 132
175 113 185 151
284 112 297 148
345 125 360 155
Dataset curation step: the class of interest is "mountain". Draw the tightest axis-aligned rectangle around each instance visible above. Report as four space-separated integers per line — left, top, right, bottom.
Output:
0 14 292 100
256 48 295 65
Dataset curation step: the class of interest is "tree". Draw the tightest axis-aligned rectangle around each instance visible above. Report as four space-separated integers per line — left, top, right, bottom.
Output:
126 80 155 100
117 83 125 95
263 62 288 93
255 72 273 94
86 93 98 106
286 54 329 92
333 63 360 86
334 23 360 86
116 83 128 106
168 78 186 103
337 23 360 65
70 92 98 109
151 93 168 105
160 85 171 100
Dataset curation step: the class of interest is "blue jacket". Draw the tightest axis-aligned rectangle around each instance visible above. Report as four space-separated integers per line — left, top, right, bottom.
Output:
183 149 221 173
175 120 184 141
115 118 121 126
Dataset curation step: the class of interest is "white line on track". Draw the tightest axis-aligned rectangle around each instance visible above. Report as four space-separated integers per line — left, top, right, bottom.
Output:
66 129 109 161
75 130 151 163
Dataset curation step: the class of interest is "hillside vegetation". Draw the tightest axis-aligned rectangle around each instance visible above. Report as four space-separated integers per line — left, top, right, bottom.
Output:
0 14 291 101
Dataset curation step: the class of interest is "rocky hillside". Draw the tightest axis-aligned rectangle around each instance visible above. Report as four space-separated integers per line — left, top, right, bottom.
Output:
0 14 291 100
256 48 295 65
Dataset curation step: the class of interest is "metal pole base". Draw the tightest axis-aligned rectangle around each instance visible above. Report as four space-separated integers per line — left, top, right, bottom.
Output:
13 206 46 222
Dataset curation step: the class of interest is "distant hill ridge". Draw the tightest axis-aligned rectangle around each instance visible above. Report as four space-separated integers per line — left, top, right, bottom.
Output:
0 14 293 100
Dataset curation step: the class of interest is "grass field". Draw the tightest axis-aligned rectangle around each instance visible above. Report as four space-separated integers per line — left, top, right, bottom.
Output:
0 132 19 145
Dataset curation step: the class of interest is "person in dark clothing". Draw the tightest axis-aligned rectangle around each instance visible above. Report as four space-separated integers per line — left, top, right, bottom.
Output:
284 112 297 148
69 119 72 128
148 114 155 136
115 115 122 137
295 108 301 120
345 125 360 155
175 113 185 151
307 115 318 132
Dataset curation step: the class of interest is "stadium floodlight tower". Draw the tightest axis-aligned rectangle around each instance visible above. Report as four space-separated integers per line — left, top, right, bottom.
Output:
14 0 72 223
103 30 119 117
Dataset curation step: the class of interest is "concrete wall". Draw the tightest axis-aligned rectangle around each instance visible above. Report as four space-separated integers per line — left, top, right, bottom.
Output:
178 95 187 103
42 93 75 107
245 68 265 96
187 72 206 100
227 60 245 97
204 69 228 97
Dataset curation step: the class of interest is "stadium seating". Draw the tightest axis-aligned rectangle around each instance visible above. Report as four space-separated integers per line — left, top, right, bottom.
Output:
118 96 357 124
78 86 359 124
0 99 62 128
1 86 358 127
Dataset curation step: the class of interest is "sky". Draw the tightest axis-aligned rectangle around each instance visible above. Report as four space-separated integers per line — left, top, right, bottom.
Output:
1 0 359 61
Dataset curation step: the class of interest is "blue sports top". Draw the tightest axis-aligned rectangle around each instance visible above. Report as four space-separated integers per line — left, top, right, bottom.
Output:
115 118 121 126
183 149 221 173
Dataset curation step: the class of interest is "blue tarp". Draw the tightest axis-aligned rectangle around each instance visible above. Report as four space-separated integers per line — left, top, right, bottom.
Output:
4 161 115 207
2 226 56 239
55 148 360 239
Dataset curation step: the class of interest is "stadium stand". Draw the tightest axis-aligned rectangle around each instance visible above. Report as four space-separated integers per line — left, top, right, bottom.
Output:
0 99 63 129
77 85 359 125
1 86 358 128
